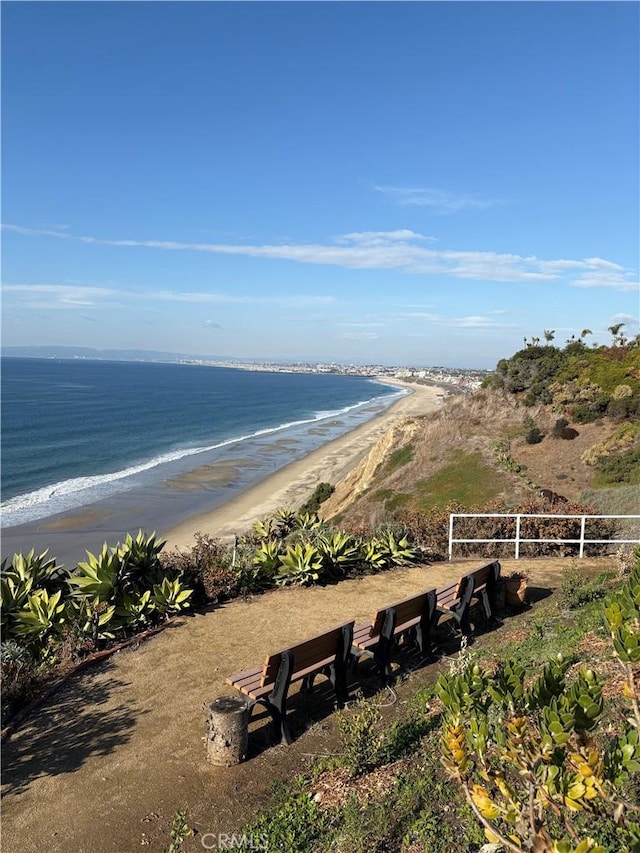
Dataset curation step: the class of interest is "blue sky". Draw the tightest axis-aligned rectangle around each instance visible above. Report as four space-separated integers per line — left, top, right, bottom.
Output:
2 1 638 369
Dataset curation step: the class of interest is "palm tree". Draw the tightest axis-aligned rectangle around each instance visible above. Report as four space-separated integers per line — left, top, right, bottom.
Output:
608 323 627 346
580 328 592 340
543 329 555 343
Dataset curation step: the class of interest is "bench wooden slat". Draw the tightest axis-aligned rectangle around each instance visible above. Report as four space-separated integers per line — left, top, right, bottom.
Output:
259 622 352 687
435 581 462 610
226 665 263 689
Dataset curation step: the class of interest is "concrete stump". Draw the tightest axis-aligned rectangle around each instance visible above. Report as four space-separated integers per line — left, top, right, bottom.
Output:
206 696 249 766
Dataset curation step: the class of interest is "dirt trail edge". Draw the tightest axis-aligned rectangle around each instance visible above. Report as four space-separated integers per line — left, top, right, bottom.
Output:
1 557 607 853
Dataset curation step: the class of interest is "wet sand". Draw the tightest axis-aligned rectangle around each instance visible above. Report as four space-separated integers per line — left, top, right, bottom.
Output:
1 379 444 564
162 379 444 549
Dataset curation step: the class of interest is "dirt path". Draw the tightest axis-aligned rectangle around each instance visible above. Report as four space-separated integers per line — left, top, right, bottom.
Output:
1 557 610 853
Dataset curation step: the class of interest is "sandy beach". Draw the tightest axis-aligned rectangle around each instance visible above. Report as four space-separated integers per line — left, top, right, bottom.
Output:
1 378 444 566
161 379 444 549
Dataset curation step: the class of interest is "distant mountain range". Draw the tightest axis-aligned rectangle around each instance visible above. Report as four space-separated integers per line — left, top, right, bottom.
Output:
0 346 247 363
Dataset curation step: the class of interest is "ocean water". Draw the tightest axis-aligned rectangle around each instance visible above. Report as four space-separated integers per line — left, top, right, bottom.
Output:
1 358 402 528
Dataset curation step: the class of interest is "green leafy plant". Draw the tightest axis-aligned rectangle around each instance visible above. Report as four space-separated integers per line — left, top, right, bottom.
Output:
436 553 640 852
163 808 192 853
151 578 193 615
558 568 609 611
12 588 68 657
275 542 323 586
295 510 322 531
72 598 118 644
316 530 360 576
252 538 282 580
300 482 335 514
1 549 67 640
337 699 383 777
68 544 125 603
116 530 166 588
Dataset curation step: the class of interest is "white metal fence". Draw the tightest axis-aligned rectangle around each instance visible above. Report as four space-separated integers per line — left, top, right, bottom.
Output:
448 513 640 560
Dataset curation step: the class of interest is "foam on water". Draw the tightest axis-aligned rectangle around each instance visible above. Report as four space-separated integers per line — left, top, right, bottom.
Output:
1 386 405 526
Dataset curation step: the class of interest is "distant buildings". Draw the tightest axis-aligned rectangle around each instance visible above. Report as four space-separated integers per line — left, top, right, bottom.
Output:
184 358 488 393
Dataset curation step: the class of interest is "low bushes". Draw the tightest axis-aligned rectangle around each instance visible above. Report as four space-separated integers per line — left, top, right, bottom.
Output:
0 532 193 723
393 497 619 560
437 548 640 851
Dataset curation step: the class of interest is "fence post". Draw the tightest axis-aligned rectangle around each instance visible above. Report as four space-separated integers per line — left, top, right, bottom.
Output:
515 514 522 560
579 516 586 559
448 514 454 560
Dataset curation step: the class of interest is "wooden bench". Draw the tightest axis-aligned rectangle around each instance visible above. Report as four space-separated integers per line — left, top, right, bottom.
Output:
433 560 501 638
226 621 354 744
351 589 437 683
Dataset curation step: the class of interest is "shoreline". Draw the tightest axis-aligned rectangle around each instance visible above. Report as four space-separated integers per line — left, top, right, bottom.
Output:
161 378 444 549
1 378 444 564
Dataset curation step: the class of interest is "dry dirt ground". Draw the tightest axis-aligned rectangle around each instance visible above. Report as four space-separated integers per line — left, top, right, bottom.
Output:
1 557 612 853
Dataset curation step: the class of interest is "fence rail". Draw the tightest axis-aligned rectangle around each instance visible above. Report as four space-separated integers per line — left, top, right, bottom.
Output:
448 513 640 560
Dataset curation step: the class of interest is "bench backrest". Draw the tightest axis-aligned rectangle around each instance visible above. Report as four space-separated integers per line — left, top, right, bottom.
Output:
435 579 463 609
260 621 355 686
468 560 500 590
368 590 434 638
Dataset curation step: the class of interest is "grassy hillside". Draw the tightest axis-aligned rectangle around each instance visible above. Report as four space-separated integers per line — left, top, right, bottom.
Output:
322 335 639 531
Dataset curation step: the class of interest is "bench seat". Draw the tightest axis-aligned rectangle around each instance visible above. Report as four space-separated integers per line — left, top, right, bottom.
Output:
351 589 436 682
226 621 354 744
433 560 501 637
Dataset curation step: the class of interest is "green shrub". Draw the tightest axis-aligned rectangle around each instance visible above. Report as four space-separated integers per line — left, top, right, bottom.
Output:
300 482 335 514
161 532 236 604
525 426 543 444
243 778 330 853
0 641 44 724
558 568 610 610
337 699 383 777
594 446 640 485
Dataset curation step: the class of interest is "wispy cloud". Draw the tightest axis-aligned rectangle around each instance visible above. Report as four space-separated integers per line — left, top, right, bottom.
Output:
2 281 336 310
373 185 500 213
3 223 637 290
336 229 437 245
395 311 518 330
2 283 118 307
339 331 379 340
338 322 385 328
152 290 335 306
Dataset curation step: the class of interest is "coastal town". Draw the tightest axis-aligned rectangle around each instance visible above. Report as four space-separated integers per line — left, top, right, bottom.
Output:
183 359 489 392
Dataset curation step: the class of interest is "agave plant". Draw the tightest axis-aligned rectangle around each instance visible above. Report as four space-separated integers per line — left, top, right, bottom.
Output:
13 589 68 646
375 530 420 567
115 590 154 631
317 531 360 577
116 530 167 588
295 511 322 531
274 507 298 536
252 516 277 540
275 542 324 586
151 578 193 615
1 548 64 592
361 539 390 572
1 574 34 640
1 549 68 640
68 545 125 603
252 539 282 579
72 598 118 644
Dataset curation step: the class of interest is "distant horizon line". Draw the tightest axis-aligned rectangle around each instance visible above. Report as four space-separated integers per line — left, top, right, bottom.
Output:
0 345 489 373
